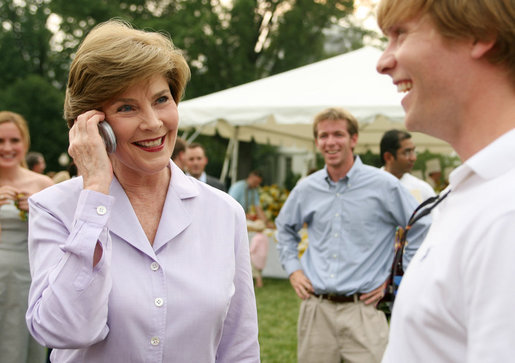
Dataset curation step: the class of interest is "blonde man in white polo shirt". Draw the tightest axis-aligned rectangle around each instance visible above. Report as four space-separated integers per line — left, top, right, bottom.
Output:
376 0 515 361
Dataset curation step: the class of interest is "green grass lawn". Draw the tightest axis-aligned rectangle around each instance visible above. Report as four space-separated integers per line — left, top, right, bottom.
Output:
255 277 299 363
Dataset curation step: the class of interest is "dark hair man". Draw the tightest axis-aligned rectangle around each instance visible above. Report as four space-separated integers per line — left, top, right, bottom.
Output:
26 151 46 174
380 129 435 202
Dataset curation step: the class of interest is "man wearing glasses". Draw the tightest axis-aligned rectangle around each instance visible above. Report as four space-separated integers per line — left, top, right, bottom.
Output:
376 0 515 361
275 107 431 363
380 129 435 203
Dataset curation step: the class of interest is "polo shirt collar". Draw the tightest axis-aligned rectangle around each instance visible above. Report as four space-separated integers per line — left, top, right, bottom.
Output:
449 128 515 188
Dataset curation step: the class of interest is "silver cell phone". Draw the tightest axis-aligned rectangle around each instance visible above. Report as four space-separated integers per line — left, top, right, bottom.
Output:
98 121 117 153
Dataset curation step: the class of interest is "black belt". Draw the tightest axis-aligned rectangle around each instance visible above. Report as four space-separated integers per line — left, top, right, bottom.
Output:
313 293 358 303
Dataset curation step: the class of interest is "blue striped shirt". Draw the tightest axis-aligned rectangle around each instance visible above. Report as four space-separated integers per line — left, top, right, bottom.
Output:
276 156 431 295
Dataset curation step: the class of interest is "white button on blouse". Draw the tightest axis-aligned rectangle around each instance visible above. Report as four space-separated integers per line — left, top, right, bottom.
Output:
96 206 107 215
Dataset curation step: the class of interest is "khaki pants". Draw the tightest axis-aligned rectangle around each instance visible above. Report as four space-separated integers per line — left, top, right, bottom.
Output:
297 295 388 363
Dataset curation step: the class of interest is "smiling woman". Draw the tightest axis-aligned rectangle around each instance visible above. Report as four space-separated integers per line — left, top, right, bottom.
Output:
100 75 179 183
0 111 53 363
25 20 260 363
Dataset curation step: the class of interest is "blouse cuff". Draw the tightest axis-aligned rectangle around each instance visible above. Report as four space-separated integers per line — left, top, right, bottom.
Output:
59 190 114 290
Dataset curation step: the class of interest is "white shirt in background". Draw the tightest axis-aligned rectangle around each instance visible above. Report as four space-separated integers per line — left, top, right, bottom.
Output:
399 172 436 203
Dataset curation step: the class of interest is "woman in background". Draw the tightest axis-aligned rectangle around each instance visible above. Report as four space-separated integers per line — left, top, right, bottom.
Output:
25 20 259 362
0 111 53 363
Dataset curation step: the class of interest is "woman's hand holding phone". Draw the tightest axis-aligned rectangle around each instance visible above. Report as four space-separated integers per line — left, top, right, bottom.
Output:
68 110 115 195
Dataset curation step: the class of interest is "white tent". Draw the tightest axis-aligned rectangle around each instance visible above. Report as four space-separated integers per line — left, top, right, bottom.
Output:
178 46 452 182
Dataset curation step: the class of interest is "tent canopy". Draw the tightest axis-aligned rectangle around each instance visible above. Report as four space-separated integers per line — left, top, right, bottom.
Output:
178 46 453 181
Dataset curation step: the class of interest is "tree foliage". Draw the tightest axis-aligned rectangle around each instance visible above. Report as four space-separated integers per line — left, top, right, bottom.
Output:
48 0 366 98
0 0 377 173
0 0 68 171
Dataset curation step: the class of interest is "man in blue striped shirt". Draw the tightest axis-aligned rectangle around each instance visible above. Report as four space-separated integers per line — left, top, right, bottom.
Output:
276 107 430 363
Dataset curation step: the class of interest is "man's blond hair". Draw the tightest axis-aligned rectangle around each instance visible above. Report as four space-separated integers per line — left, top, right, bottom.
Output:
313 107 359 139
377 0 515 84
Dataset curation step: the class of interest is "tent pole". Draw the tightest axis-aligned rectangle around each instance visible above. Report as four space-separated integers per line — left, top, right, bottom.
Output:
179 130 190 140
219 136 235 182
186 124 208 144
230 126 240 186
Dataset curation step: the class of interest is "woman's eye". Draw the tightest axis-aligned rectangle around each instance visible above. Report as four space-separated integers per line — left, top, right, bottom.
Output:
117 104 133 112
156 95 169 104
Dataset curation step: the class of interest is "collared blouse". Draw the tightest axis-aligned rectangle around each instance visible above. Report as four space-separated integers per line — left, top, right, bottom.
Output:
26 161 260 363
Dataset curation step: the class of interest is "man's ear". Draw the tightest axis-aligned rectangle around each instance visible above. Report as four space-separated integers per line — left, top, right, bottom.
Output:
349 133 358 150
471 38 496 59
384 151 395 162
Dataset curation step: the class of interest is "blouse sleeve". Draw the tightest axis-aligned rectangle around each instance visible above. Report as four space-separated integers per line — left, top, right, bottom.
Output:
215 208 260 362
26 189 115 349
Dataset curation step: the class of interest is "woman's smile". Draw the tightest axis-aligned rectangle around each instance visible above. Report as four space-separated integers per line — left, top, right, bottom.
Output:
133 135 166 151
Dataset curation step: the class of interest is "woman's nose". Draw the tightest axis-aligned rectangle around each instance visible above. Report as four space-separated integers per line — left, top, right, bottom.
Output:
140 109 163 130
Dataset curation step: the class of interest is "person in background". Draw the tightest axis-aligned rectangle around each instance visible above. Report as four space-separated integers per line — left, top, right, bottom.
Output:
25 20 259 363
26 151 46 174
171 136 187 171
229 170 274 288
376 0 515 361
247 219 269 288
185 142 226 191
275 107 431 363
380 129 435 203
0 111 53 363
425 158 448 192
229 170 270 225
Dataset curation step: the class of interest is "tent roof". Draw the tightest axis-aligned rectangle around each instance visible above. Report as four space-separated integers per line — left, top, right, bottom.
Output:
178 46 452 154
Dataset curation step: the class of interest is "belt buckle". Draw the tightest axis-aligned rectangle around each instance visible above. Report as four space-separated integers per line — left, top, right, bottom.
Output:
326 293 339 302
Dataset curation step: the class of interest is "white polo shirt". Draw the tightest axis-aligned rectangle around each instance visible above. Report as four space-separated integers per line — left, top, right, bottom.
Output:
400 172 436 203
382 128 515 363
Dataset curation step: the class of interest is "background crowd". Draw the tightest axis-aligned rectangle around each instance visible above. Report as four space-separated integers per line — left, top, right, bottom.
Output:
1 0 513 362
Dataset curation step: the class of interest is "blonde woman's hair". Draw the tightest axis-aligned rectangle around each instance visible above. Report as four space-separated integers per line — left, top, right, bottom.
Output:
0 111 30 167
64 19 191 127
377 0 515 84
313 107 359 139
